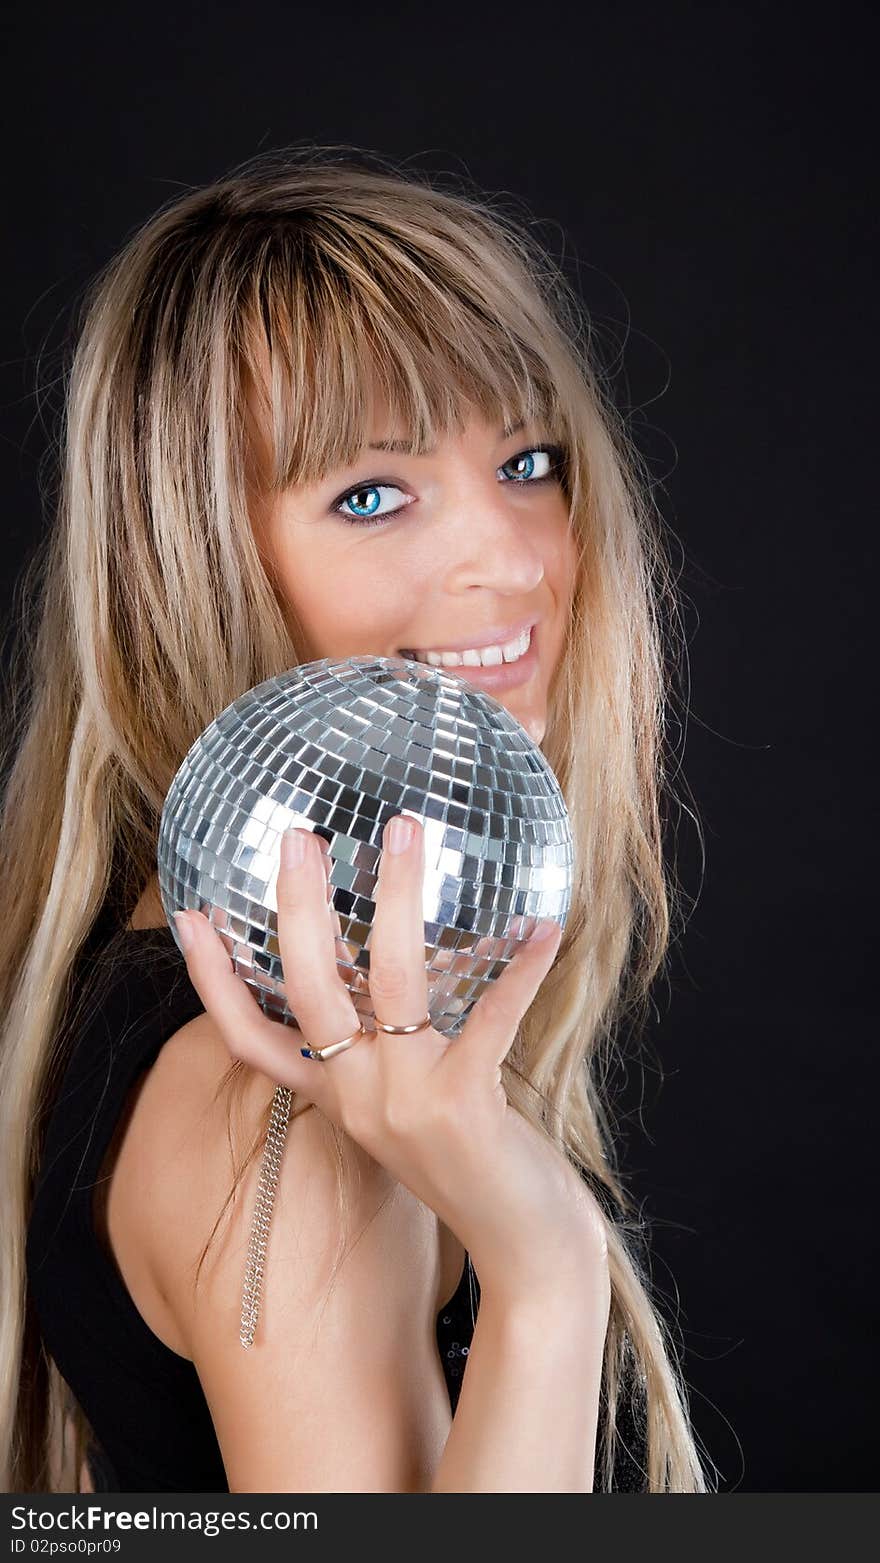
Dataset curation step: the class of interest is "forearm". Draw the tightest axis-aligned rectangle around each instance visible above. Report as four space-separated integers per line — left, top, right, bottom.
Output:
430 1269 608 1494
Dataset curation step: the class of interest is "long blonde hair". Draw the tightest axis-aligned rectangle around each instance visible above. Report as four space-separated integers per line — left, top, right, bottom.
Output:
0 144 713 1492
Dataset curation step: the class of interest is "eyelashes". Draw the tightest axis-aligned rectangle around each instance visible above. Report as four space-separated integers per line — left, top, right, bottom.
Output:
330 443 569 529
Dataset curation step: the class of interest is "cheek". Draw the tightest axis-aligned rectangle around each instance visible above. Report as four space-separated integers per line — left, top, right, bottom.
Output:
272 543 417 657
545 510 579 596
542 521 579 665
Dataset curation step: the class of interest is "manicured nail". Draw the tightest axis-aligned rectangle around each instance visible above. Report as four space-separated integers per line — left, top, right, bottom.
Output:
387 816 414 855
529 919 557 942
282 828 306 868
174 911 194 951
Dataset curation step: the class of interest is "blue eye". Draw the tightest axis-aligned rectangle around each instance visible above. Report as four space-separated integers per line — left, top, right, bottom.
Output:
331 444 567 529
499 448 556 482
334 482 413 525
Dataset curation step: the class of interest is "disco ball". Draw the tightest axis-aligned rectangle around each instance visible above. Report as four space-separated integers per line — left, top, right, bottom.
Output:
157 655 573 1039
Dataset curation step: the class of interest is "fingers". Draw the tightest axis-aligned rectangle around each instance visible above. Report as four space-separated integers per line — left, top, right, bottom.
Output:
307 833 365 996
172 908 317 1096
369 815 431 1028
311 831 358 961
275 828 363 1052
172 825 369 1110
172 814 558 1119
460 916 563 1071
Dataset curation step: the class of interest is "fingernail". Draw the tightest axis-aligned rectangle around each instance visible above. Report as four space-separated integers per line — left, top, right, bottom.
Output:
174 911 194 951
529 919 557 942
387 816 414 855
282 828 306 868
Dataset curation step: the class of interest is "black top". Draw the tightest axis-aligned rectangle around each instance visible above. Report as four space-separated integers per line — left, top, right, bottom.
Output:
25 918 647 1492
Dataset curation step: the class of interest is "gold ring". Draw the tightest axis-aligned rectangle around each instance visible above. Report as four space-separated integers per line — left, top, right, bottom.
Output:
373 1013 433 1034
304 1021 370 1061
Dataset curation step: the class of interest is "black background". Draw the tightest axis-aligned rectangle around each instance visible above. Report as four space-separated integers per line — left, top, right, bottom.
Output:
2 1 875 1492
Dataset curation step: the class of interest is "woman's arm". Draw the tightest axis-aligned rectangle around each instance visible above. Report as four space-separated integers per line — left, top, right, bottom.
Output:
430 1247 610 1494
130 1014 455 1494
173 820 613 1492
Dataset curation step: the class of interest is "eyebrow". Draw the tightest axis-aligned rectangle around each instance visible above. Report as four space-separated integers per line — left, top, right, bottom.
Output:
367 417 527 455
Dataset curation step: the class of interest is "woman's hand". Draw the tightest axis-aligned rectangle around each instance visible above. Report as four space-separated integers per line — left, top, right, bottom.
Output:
173 815 607 1299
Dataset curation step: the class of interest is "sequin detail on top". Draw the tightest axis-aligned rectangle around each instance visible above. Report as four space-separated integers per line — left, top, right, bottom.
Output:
436 1256 480 1416
444 1337 470 1381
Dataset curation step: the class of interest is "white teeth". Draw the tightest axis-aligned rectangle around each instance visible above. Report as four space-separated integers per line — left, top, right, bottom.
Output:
413 626 532 669
502 631 530 663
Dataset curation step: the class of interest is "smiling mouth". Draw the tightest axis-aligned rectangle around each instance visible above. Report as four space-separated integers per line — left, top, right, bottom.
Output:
390 625 540 694
396 623 535 668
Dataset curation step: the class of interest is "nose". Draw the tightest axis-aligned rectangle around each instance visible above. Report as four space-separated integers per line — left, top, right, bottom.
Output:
435 474 546 597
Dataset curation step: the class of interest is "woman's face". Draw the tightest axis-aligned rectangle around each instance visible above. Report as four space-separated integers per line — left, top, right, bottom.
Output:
253 404 577 744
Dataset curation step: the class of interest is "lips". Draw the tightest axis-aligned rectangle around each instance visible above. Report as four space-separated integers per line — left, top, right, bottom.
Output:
397 614 540 658
396 621 540 693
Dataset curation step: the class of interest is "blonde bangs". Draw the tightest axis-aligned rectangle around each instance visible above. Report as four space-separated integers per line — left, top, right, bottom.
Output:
237 217 567 492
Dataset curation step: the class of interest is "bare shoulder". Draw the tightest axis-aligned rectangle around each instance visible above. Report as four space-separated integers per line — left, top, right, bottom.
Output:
118 1008 274 1324
122 1010 457 1491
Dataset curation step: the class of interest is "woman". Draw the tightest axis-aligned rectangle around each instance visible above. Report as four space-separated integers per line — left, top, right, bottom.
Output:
0 146 711 1492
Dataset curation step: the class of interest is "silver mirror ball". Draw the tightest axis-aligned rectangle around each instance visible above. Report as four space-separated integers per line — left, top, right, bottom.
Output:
157 655 573 1039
